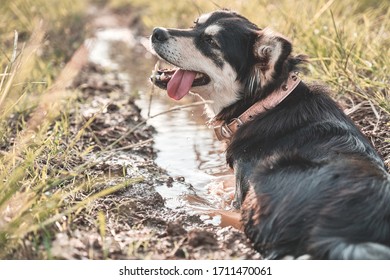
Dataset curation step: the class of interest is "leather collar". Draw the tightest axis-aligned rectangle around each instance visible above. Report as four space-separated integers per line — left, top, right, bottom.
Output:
210 72 301 141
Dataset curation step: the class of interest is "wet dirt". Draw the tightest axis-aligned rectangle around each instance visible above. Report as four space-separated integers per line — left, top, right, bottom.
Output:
36 62 258 260
42 6 259 260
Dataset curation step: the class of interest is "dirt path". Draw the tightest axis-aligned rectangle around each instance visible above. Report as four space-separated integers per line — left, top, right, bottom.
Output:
36 6 258 259
45 62 258 259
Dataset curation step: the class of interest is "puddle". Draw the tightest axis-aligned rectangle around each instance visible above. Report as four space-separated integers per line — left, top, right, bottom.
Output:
88 28 136 69
136 94 232 204
88 25 236 221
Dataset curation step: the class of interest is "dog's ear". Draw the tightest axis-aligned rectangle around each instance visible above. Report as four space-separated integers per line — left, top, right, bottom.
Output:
253 28 292 86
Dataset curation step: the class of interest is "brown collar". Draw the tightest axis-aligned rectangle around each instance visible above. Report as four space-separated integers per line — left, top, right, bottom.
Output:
210 72 301 141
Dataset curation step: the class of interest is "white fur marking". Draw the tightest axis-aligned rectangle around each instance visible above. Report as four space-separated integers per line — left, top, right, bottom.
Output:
204 25 222 36
209 63 240 115
163 37 239 116
152 24 240 117
197 13 212 24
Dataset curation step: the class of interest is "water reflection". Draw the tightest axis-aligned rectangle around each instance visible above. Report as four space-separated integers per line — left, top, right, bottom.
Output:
89 26 238 226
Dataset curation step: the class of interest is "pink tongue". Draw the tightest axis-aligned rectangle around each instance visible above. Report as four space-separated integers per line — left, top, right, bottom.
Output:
167 69 197 100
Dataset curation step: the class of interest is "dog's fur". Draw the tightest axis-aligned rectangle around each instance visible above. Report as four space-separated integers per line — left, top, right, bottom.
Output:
150 10 390 259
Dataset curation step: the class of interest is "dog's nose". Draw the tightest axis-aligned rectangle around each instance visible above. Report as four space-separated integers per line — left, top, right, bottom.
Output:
152 27 169 42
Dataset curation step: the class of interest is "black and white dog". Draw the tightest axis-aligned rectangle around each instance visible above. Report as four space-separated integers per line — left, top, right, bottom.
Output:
150 10 390 259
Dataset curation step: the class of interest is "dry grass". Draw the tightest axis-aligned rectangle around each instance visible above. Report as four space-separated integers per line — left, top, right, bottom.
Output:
0 0 133 258
127 0 389 113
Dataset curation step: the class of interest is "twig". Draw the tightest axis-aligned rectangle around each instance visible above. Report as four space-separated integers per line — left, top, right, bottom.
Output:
11 30 18 63
112 138 153 152
310 0 335 23
344 101 366 116
0 31 19 109
105 100 213 151
368 100 380 121
368 101 381 133
42 99 211 191
148 62 160 118
0 66 9 92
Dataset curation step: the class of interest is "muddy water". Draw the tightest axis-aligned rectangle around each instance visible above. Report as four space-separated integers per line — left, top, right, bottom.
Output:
88 27 237 225
136 95 230 199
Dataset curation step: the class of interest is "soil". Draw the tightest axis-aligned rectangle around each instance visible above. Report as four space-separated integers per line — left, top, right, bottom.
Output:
10 5 389 260
42 60 258 260
347 102 390 169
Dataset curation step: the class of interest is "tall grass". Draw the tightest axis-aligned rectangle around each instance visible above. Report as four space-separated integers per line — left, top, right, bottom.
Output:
0 0 89 258
127 0 389 113
0 0 124 258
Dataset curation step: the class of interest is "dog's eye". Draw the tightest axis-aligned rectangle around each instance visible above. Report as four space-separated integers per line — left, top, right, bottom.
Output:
204 35 219 48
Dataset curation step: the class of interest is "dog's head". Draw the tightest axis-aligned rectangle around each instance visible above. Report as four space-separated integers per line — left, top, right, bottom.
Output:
150 10 306 118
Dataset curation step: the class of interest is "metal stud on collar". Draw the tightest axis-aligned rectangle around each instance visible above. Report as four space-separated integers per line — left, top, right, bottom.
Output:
213 124 233 141
232 117 244 128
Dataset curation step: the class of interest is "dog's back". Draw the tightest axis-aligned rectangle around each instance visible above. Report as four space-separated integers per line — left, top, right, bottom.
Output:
235 82 390 259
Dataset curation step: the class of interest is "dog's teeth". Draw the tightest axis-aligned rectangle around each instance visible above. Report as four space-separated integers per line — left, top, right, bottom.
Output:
151 70 160 81
160 72 172 81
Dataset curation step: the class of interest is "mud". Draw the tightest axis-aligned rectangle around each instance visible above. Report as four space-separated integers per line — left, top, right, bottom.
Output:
46 59 259 259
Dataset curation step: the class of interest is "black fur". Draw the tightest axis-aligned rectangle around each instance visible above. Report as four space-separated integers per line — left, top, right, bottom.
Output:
210 14 390 259
151 10 390 259
233 82 390 259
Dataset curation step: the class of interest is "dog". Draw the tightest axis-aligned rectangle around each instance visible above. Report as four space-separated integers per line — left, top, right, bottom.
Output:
149 10 390 259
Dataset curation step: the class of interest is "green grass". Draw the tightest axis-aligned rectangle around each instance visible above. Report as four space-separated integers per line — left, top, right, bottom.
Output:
0 0 118 258
0 0 148 258
0 0 84 258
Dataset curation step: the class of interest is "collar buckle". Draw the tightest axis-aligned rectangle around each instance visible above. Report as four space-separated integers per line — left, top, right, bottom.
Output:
214 123 233 141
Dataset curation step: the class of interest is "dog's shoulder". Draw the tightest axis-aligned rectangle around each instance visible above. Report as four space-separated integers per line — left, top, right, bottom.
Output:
227 80 383 167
